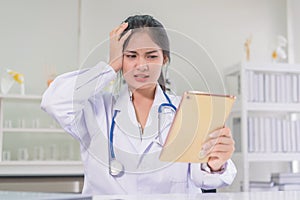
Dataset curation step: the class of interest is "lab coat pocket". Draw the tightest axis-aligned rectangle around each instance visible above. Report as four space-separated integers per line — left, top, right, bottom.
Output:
168 164 188 193
170 178 188 193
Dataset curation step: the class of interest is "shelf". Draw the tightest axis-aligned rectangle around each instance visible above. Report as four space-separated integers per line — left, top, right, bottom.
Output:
244 63 300 73
225 62 300 192
2 128 65 133
247 102 300 112
0 161 83 176
0 93 83 178
0 160 82 166
0 94 42 100
225 62 300 75
231 101 300 112
248 153 300 162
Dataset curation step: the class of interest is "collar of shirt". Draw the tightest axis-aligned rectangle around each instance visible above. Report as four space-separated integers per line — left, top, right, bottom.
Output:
112 83 172 153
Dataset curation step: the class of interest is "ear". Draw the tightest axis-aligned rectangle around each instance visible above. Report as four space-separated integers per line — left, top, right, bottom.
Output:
163 55 169 65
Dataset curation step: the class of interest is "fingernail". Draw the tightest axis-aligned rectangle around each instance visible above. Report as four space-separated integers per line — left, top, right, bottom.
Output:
199 150 207 158
202 143 209 150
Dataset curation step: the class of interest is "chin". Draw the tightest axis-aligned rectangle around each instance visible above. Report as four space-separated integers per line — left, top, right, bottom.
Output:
130 82 156 91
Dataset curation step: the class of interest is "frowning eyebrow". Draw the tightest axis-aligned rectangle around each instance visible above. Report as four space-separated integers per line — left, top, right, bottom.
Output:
124 50 159 54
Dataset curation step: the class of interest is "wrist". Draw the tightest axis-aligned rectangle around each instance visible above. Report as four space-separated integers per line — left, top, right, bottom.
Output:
109 61 121 73
207 163 222 172
203 162 227 174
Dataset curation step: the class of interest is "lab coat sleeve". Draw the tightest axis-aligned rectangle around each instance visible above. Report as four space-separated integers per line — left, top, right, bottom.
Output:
189 159 237 190
41 62 116 141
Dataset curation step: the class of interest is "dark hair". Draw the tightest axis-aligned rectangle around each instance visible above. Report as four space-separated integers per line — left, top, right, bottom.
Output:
121 15 170 91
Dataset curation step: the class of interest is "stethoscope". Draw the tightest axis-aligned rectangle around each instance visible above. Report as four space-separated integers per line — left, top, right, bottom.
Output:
109 91 177 177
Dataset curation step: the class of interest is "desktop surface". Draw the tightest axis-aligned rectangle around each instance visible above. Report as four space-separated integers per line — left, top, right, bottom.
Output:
92 191 300 200
0 191 91 200
1 191 300 200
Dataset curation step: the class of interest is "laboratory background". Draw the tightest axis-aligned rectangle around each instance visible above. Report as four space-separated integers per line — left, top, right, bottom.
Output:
0 0 300 194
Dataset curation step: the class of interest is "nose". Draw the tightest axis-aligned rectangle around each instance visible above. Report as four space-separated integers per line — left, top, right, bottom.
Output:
137 64 149 72
136 57 149 72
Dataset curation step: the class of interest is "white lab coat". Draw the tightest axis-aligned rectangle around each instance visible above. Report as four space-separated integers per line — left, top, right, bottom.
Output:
41 61 237 195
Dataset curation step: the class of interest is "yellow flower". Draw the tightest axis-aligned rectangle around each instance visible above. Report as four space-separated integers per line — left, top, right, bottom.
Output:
7 70 24 84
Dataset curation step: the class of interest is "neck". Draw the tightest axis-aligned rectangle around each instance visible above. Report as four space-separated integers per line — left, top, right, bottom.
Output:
129 84 156 133
129 84 156 101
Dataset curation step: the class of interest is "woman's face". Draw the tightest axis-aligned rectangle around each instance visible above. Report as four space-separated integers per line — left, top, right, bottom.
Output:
122 31 165 91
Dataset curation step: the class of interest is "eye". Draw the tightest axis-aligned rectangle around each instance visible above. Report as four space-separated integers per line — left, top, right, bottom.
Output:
147 55 158 59
125 54 136 58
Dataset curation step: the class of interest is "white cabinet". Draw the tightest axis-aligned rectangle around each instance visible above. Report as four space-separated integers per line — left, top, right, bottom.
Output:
0 94 83 175
225 62 300 191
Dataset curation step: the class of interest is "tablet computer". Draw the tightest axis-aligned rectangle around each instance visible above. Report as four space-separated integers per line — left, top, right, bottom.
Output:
159 91 236 163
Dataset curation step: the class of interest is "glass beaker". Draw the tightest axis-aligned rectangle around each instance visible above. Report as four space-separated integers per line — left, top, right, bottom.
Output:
1 70 14 94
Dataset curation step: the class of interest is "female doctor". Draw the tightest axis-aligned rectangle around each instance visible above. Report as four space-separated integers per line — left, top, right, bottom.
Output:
41 15 237 195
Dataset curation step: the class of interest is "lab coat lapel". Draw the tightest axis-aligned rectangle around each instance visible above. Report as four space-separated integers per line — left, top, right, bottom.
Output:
113 84 176 154
140 85 175 153
113 85 141 153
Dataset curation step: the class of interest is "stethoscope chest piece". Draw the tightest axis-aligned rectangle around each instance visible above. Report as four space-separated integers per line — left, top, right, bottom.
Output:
109 159 125 177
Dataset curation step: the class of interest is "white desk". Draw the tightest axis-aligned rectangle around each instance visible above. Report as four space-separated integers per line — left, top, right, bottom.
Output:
92 191 300 200
1 191 300 200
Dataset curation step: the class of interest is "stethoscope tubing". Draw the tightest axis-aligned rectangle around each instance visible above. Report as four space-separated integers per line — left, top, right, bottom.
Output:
109 110 119 159
108 91 176 177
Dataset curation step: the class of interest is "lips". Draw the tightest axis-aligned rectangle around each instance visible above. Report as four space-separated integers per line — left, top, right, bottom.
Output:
133 74 150 82
134 74 149 78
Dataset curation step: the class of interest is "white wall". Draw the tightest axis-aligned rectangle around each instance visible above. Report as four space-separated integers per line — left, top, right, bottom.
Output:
0 0 79 95
287 0 300 64
0 0 288 94
79 0 287 94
